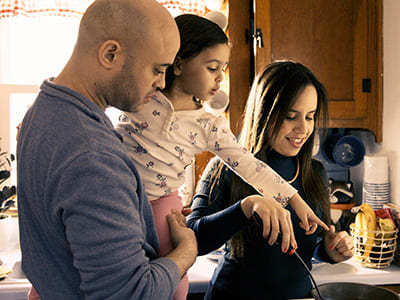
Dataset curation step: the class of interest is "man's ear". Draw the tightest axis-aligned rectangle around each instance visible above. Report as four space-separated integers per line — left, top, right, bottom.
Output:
98 40 121 69
173 56 183 76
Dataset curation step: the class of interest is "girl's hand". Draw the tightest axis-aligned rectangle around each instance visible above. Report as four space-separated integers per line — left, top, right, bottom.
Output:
240 195 296 253
324 225 354 262
181 206 192 216
289 193 329 234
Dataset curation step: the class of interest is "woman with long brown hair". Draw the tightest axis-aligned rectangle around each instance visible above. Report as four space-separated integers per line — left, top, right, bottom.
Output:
187 61 354 299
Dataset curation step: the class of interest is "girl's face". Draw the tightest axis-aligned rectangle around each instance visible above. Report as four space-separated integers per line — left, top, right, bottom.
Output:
175 43 230 101
271 85 318 157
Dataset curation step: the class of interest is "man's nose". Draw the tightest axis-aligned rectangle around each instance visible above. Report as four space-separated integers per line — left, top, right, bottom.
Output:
154 75 166 90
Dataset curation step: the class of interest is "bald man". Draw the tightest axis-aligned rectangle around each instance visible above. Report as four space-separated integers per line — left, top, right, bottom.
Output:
17 0 197 299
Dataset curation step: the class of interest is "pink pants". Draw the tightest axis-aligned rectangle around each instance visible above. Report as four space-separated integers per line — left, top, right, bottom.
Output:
28 286 40 300
151 192 188 300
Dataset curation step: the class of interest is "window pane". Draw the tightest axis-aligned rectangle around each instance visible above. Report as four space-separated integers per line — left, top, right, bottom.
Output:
0 17 80 84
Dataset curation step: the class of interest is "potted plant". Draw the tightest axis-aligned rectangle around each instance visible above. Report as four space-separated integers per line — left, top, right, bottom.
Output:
0 145 16 216
0 140 16 251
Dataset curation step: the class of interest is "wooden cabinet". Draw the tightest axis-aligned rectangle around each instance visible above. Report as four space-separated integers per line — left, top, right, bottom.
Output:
194 0 383 187
228 0 383 142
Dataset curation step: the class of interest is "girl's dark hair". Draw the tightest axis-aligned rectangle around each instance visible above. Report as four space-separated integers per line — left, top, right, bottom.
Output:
211 61 330 257
164 14 229 90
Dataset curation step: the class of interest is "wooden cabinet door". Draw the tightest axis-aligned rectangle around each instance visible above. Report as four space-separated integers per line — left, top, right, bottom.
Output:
195 0 383 189
248 0 383 142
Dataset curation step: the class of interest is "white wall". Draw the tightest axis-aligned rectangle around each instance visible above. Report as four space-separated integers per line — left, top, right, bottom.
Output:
382 0 400 206
0 17 80 154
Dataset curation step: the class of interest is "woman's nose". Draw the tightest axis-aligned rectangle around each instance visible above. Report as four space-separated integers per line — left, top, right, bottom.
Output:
295 119 307 133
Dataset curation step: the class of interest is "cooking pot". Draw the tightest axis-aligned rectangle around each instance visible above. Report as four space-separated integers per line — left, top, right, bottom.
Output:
311 282 400 300
321 133 365 167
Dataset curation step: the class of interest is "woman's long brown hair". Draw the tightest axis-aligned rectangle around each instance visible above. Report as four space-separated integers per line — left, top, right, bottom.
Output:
210 61 330 257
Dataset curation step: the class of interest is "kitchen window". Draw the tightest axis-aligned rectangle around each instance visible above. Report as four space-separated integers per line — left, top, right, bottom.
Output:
0 16 81 179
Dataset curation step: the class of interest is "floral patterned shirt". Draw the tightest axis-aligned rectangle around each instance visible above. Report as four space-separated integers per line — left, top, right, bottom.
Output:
116 91 296 203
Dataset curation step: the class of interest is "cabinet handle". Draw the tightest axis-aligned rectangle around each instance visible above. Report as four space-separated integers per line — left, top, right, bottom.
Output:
254 28 264 48
362 78 371 93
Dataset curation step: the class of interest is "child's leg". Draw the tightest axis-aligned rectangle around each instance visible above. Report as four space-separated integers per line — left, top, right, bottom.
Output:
151 192 188 300
28 286 41 300
172 273 188 300
150 191 183 256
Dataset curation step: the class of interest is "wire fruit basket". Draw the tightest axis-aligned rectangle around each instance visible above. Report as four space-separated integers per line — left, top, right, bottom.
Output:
350 223 398 269
394 233 400 266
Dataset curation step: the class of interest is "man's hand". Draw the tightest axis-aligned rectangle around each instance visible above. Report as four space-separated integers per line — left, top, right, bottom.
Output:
166 209 197 278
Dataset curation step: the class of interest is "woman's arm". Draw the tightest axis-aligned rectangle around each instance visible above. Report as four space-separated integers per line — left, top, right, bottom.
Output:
187 157 296 254
187 158 250 255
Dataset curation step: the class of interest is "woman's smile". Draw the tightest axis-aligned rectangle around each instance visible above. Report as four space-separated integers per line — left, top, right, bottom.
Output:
286 136 306 149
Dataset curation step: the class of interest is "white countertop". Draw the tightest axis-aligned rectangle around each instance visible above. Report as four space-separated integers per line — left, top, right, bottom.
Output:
2 246 400 298
187 254 400 294
0 245 31 300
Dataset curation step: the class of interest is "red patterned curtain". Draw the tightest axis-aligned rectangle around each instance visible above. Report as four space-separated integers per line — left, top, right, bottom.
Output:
0 0 95 19
157 0 206 16
0 0 208 19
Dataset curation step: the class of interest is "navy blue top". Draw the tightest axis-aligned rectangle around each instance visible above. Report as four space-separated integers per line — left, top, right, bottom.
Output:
187 150 332 299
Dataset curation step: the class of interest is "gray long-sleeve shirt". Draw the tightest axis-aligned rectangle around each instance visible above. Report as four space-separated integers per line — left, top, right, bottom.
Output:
17 79 180 299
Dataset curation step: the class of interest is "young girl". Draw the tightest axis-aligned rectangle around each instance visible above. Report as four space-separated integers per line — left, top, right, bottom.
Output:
116 14 328 300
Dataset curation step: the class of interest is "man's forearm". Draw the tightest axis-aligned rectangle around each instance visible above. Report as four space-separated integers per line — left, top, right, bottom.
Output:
166 243 197 278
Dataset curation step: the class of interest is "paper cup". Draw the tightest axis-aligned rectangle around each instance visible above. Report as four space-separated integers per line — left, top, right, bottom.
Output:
364 155 389 184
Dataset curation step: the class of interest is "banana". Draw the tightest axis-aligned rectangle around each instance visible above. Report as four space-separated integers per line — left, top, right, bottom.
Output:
359 203 377 259
355 211 367 254
355 211 364 231
359 203 372 218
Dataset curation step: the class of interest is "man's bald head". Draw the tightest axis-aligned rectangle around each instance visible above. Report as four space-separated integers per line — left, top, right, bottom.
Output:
76 0 174 53
55 0 180 112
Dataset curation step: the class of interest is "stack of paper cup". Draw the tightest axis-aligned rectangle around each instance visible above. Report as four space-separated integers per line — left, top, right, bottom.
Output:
363 154 390 210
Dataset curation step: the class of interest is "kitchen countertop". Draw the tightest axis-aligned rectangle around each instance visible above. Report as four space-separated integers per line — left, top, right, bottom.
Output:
2 246 400 298
187 253 400 294
0 246 30 300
